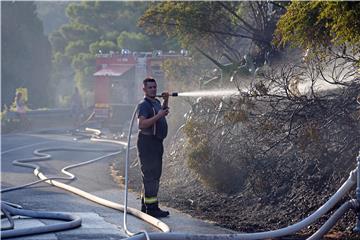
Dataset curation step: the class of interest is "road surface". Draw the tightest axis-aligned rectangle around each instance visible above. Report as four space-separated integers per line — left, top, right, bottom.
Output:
1 130 234 240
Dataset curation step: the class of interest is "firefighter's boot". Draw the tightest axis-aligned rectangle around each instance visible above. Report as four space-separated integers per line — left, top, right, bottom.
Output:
145 202 169 218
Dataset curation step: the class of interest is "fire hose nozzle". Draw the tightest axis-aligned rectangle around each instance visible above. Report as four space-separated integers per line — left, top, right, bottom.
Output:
156 92 178 97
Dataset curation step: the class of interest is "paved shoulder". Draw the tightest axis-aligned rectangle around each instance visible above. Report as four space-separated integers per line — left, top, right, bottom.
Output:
1 132 235 240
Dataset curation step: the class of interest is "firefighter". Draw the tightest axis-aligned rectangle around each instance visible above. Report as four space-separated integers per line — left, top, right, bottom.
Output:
14 91 30 129
137 77 170 218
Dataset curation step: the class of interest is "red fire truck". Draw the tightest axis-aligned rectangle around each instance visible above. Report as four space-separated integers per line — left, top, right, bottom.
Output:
93 50 185 129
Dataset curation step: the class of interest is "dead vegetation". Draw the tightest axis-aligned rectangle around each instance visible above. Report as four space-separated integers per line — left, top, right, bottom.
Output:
112 52 360 238
159 53 360 237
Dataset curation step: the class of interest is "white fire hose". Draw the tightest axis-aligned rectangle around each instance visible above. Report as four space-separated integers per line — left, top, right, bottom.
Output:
2 102 358 239
1 130 170 239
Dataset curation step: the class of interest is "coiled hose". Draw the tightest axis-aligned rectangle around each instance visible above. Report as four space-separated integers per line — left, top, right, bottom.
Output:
1 204 15 231
2 108 359 240
1 132 170 238
1 202 82 239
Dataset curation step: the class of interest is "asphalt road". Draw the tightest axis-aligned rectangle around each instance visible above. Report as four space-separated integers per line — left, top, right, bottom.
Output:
1 131 234 240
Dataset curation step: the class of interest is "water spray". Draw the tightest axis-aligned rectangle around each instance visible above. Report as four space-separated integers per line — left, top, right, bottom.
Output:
123 89 360 240
156 89 240 98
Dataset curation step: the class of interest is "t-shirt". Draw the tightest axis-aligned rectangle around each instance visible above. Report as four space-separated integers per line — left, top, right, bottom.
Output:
137 97 168 140
16 99 26 113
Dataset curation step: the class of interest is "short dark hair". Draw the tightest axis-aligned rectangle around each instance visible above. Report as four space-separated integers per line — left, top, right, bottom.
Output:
143 77 156 86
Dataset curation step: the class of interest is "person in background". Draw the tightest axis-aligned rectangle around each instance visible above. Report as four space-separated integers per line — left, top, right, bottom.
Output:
15 92 27 120
14 92 31 129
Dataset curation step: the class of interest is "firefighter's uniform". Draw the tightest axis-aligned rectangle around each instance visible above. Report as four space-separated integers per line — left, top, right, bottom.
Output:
137 97 169 218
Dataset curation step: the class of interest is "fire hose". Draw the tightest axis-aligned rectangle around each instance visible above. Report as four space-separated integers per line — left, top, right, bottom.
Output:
1 134 169 239
1 202 82 239
121 97 360 240
2 94 359 239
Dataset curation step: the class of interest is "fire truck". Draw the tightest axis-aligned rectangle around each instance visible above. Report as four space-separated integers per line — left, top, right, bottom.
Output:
92 50 185 129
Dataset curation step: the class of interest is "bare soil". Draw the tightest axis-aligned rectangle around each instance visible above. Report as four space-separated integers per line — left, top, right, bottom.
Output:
110 135 360 240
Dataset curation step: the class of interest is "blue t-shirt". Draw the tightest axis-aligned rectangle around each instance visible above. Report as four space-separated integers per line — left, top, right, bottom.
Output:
138 98 168 140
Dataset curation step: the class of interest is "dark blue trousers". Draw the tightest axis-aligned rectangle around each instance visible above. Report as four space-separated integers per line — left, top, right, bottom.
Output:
137 133 164 199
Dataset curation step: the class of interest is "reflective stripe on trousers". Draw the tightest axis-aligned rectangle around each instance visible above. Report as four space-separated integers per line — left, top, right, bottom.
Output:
144 197 158 204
